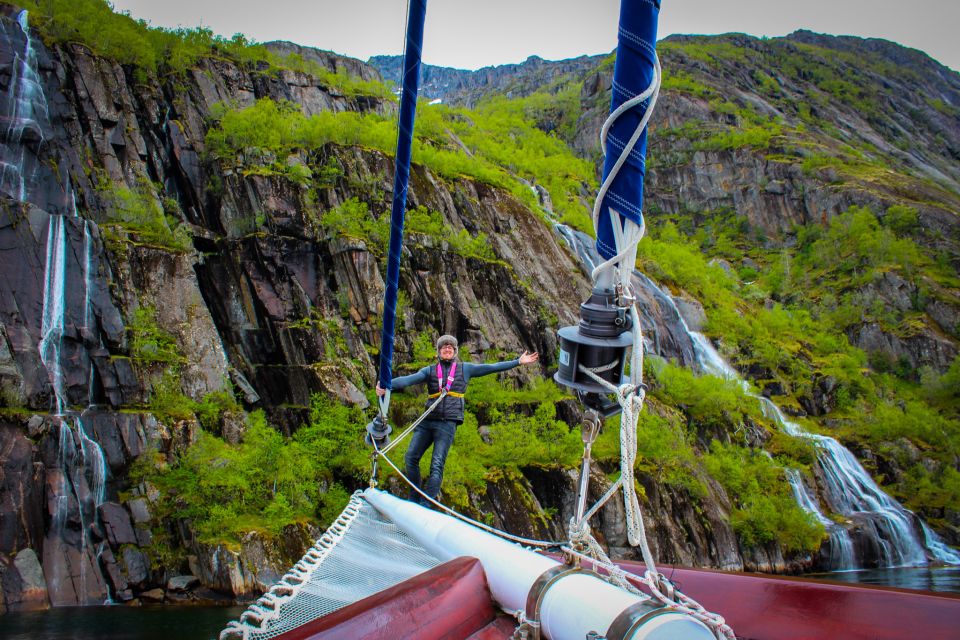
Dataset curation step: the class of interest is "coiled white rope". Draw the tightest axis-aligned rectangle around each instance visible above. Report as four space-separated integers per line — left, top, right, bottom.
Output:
564 49 734 639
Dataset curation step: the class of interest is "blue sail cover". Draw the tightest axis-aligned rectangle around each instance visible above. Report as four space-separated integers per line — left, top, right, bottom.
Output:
595 0 661 261
378 0 427 391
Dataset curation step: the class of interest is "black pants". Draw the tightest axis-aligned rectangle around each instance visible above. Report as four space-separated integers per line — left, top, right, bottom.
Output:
403 419 457 504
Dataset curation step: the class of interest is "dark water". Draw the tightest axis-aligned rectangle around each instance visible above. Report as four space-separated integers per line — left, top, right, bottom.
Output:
0 605 246 640
804 565 960 593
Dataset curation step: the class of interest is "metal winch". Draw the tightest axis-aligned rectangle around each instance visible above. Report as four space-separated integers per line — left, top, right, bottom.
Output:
554 286 633 416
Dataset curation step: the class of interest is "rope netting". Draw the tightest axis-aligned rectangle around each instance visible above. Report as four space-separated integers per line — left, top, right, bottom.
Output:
219 493 440 640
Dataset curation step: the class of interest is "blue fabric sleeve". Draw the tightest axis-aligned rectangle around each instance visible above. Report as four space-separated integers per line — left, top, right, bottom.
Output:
463 360 520 383
390 366 431 390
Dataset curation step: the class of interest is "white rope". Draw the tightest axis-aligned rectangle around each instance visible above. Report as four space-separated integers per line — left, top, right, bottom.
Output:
560 547 736 640
575 363 650 559
375 445 562 549
590 53 661 261
571 47 660 572
568 48 736 640
377 389 448 455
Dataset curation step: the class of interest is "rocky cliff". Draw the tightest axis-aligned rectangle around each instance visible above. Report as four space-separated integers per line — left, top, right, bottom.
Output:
1 3 958 613
369 53 605 107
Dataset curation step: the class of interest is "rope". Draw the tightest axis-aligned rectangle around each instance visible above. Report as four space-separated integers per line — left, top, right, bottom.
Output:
573 362 652 564
377 389 448 456
374 446 563 549
565 46 736 640
571 48 660 572
561 547 736 640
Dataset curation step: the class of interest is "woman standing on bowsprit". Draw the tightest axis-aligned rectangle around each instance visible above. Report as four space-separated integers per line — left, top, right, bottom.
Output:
377 334 539 504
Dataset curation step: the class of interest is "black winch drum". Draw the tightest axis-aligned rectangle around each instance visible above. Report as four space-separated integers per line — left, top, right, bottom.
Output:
555 325 633 394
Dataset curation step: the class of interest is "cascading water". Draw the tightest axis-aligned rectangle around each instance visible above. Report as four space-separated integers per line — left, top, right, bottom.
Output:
6 10 113 605
39 213 69 414
785 468 857 569
0 10 50 203
756 395 960 567
553 223 959 570
665 281 957 568
38 212 111 604
648 271 950 568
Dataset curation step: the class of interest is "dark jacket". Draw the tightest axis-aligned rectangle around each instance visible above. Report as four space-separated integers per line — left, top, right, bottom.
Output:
390 358 521 424
425 360 468 422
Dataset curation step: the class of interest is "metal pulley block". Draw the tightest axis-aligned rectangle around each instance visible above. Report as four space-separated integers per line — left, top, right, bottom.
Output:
364 414 392 448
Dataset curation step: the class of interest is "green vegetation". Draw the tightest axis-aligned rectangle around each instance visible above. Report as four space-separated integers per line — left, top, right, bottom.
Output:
128 306 185 366
659 39 750 67
640 197 960 525
703 441 824 552
319 198 497 262
134 374 584 543
696 120 785 152
98 180 193 252
19 0 391 96
205 95 597 232
132 402 362 545
660 69 714 98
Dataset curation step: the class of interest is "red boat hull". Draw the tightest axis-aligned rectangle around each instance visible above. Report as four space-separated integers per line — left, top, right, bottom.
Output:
618 559 960 640
274 556 514 640
275 555 960 640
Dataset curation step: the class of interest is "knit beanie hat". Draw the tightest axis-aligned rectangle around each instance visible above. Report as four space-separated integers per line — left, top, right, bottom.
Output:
436 334 458 353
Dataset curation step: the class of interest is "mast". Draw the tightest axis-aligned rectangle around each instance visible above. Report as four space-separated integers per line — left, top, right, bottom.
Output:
377 0 428 408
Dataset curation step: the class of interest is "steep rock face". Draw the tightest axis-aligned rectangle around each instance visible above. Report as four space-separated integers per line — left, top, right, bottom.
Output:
0 200 127 410
0 422 45 557
266 41 383 86
786 29 960 189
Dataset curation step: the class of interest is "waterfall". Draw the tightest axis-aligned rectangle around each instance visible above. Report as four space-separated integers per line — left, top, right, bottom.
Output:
656 275 945 568
673 292 953 568
785 468 857 569
83 220 94 332
39 214 69 414
36 214 112 604
6 10 113 604
0 10 50 203
552 224 958 570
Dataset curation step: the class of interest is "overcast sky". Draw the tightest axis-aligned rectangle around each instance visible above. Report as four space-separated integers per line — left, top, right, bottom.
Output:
109 0 959 72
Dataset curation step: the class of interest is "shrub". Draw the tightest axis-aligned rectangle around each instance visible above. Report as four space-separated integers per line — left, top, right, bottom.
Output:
703 441 824 552
128 305 184 366
133 399 368 545
99 180 193 252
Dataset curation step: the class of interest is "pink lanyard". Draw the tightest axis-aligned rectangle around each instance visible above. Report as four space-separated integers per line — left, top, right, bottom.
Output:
436 361 457 392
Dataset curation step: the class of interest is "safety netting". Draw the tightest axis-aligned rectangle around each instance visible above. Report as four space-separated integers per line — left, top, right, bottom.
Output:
219 492 440 640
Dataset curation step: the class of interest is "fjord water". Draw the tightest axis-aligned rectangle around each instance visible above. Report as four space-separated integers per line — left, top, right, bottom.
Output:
0 605 246 640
